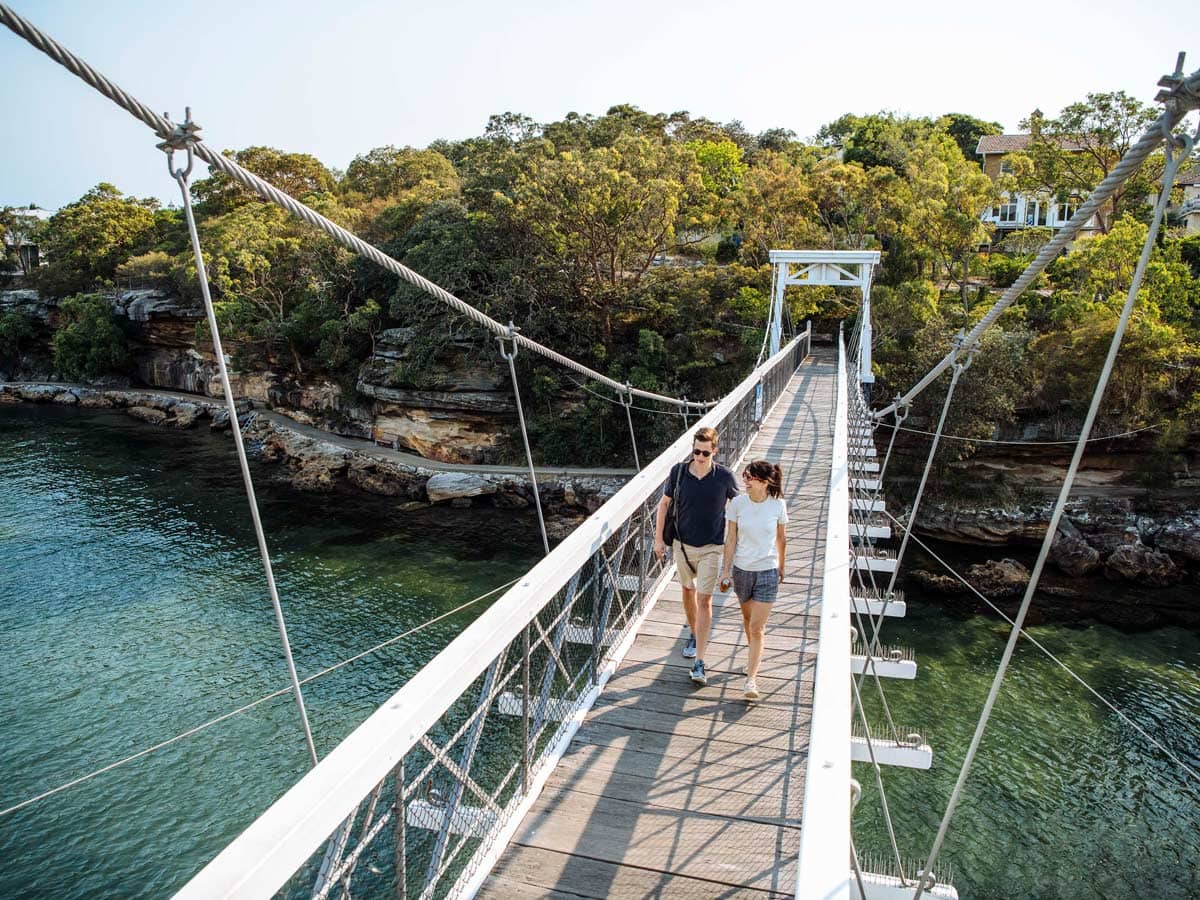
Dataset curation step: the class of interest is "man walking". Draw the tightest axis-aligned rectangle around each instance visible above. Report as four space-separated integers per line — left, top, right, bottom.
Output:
654 426 739 686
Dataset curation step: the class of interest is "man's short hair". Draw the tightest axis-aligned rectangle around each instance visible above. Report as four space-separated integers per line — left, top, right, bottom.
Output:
693 426 718 446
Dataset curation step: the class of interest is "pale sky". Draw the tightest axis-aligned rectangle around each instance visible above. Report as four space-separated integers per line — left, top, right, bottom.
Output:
1 0 1196 210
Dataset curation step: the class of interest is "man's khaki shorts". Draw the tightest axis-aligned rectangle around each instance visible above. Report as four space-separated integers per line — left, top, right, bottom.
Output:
673 541 723 595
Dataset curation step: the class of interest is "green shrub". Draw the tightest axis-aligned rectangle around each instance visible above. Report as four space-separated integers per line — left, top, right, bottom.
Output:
0 309 39 369
51 294 130 380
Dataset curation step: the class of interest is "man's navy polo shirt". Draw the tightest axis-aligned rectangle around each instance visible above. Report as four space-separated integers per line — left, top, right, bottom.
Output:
664 461 740 547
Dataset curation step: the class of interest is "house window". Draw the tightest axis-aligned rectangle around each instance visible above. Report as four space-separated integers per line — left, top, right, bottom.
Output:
995 199 1019 224
999 158 1014 175
1025 200 1047 227
1057 198 1079 223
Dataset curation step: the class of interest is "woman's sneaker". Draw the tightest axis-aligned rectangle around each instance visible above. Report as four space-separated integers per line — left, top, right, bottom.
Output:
682 633 697 659
689 660 707 686
744 678 761 701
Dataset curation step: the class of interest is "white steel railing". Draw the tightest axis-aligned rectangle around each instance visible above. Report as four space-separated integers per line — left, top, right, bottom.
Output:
179 327 812 900
794 332 852 899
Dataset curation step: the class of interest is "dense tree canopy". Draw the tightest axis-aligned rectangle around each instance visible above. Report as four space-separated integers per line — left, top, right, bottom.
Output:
23 98 1199 468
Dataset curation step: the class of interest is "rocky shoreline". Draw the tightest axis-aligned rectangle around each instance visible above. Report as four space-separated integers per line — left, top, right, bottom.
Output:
5 375 1198 627
905 499 1200 628
0 382 626 539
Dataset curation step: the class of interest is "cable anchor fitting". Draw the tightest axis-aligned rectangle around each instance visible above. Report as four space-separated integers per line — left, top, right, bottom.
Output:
496 321 520 362
1155 52 1199 110
158 107 202 180
620 381 636 409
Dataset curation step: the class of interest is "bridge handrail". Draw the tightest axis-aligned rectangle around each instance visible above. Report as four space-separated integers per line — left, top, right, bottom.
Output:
178 327 811 900
794 331 852 898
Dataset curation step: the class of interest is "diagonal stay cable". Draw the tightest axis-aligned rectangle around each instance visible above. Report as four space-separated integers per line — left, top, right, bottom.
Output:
169 135 318 767
911 120 1198 900
0 3 713 413
892 421 1166 446
0 578 519 821
879 509 1200 784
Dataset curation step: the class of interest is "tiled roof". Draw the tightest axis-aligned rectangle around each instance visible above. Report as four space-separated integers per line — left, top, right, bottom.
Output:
1178 164 1200 185
976 134 1032 154
975 133 1089 155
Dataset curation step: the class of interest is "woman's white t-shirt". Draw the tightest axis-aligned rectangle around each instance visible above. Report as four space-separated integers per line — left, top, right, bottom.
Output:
727 493 788 571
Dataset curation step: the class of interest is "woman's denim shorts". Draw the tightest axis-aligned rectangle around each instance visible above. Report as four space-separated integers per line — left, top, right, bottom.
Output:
732 565 779 604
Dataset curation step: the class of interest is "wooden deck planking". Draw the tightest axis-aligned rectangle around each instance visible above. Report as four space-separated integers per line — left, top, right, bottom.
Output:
478 353 837 898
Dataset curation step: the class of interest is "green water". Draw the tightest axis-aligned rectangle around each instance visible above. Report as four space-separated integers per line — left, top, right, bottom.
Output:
0 405 541 899
854 602 1200 899
3 405 1199 899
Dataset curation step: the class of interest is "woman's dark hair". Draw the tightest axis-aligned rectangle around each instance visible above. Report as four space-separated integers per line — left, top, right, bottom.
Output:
745 459 783 498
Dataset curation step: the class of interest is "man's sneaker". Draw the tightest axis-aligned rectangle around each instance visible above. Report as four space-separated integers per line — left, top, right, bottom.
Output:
689 660 707 686
682 634 697 659
744 678 761 701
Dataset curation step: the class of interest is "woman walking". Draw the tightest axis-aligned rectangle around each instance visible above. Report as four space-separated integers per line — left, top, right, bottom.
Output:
719 459 787 701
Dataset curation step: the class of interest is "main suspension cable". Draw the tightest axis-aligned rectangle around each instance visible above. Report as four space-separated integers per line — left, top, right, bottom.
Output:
0 3 714 413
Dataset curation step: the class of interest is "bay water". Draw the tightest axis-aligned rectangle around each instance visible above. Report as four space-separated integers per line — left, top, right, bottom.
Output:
2 404 1198 898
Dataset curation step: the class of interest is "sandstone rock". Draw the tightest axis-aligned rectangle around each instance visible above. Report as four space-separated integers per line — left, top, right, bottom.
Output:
1104 544 1183 586
493 492 531 509
127 406 169 425
916 506 1047 544
449 498 473 508
964 558 1030 598
171 402 201 428
77 392 115 409
1083 525 1140 557
373 407 506 464
547 516 586 542
906 569 961 595
136 348 216 394
1155 519 1200 563
52 391 79 406
210 409 231 431
426 472 500 503
346 457 422 498
0 289 53 322
1050 518 1100 577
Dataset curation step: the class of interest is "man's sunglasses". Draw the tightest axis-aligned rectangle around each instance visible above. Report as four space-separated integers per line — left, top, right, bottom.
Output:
692 449 713 458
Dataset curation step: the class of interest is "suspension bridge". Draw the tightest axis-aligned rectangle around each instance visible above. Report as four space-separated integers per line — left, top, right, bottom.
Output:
3 6 1199 898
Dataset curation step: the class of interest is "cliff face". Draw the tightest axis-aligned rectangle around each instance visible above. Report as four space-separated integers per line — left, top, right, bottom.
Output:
355 327 514 463
1 288 514 463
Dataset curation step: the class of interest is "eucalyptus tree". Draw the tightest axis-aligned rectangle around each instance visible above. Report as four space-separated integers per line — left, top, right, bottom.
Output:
1012 92 1160 233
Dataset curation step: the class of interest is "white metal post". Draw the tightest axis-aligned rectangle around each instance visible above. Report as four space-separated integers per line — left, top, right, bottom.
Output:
770 262 787 356
859 277 874 393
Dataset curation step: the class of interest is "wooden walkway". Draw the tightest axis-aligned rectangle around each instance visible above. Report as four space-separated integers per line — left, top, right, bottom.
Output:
479 353 837 899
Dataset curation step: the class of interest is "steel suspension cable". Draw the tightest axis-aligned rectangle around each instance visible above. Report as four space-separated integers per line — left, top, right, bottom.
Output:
912 122 1197 900
849 661 909 885
862 348 972 665
620 385 641 471
0 3 713 413
170 146 318 768
880 509 1200 783
498 328 550 556
875 57 1200 421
